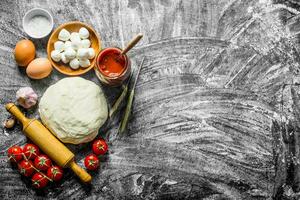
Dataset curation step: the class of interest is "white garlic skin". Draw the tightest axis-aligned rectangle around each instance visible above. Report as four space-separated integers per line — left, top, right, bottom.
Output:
87 48 95 59
77 48 89 59
64 48 76 59
16 87 38 109
70 58 80 69
79 27 89 39
58 29 70 41
51 50 61 62
79 59 90 68
54 41 65 52
80 39 91 48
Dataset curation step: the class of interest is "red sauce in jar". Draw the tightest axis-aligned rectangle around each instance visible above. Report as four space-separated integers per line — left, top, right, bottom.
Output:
97 48 126 77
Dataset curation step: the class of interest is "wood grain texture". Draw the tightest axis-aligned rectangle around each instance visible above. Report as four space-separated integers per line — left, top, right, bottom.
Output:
1 0 300 199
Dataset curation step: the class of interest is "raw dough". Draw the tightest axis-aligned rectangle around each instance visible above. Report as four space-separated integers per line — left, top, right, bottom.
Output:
39 77 108 144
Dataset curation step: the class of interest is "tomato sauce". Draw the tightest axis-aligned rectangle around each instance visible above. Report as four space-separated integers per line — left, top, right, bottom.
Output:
97 48 126 77
95 47 131 86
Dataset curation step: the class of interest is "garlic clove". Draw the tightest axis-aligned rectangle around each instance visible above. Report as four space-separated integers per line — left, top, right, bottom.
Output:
3 118 15 129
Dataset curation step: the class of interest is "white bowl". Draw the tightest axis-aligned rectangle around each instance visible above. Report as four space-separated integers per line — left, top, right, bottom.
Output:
22 8 54 39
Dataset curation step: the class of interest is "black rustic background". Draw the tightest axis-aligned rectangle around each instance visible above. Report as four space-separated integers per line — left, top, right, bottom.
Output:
1 0 300 199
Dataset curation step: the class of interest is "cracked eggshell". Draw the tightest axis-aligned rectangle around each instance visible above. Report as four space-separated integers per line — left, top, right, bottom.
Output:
58 29 70 41
79 27 89 39
51 50 61 62
79 59 90 68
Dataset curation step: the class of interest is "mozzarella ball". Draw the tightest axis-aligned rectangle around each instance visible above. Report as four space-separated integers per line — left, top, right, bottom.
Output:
87 48 95 59
70 32 81 42
69 58 80 69
64 41 72 49
64 48 76 59
77 48 89 59
79 27 89 39
79 59 90 68
71 40 81 50
61 52 69 64
58 29 70 41
80 39 91 48
54 41 65 52
51 50 61 62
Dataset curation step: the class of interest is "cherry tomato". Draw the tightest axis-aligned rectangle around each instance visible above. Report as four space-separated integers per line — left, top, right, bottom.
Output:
47 166 63 181
34 155 52 171
23 143 40 160
7 145 23 162
18 160 34 177
92 138 108 155
84 154 99 170
31 172 48 189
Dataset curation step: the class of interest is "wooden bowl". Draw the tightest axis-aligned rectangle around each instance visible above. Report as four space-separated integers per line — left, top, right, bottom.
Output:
47 21 101 76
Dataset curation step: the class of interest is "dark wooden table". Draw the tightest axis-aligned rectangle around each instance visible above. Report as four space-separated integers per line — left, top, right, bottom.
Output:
1 0 300 199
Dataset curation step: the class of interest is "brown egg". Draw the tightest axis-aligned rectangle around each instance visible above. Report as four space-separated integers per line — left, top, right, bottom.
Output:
14 39 36 67
26 58 53 79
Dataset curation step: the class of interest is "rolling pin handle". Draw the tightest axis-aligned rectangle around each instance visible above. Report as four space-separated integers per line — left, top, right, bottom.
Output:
69 160 92 183
5 103 29 125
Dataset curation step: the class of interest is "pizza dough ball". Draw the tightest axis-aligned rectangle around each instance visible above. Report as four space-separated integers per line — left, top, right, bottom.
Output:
39 77 108 144
64 41 72 49
79 27 89 39
64 48 76 60
69 58 80 69
54 41 65 52
58 29 70 41
79 59 90 68
87 48 95 59
77 48 89 59
71 40 81 50
80 39 91 48
61 52 69 64
70 32 81 42
51 50 61 62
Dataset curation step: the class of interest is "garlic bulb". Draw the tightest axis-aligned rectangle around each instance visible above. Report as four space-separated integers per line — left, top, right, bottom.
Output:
16 87 38 109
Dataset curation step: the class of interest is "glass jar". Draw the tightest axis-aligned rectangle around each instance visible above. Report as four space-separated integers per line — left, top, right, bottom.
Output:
95 47 131 87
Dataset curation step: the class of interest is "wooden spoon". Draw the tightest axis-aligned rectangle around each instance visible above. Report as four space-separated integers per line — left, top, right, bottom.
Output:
121 33 143 55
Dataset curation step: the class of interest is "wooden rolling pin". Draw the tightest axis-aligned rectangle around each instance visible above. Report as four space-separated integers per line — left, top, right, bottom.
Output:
5 103 92 183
